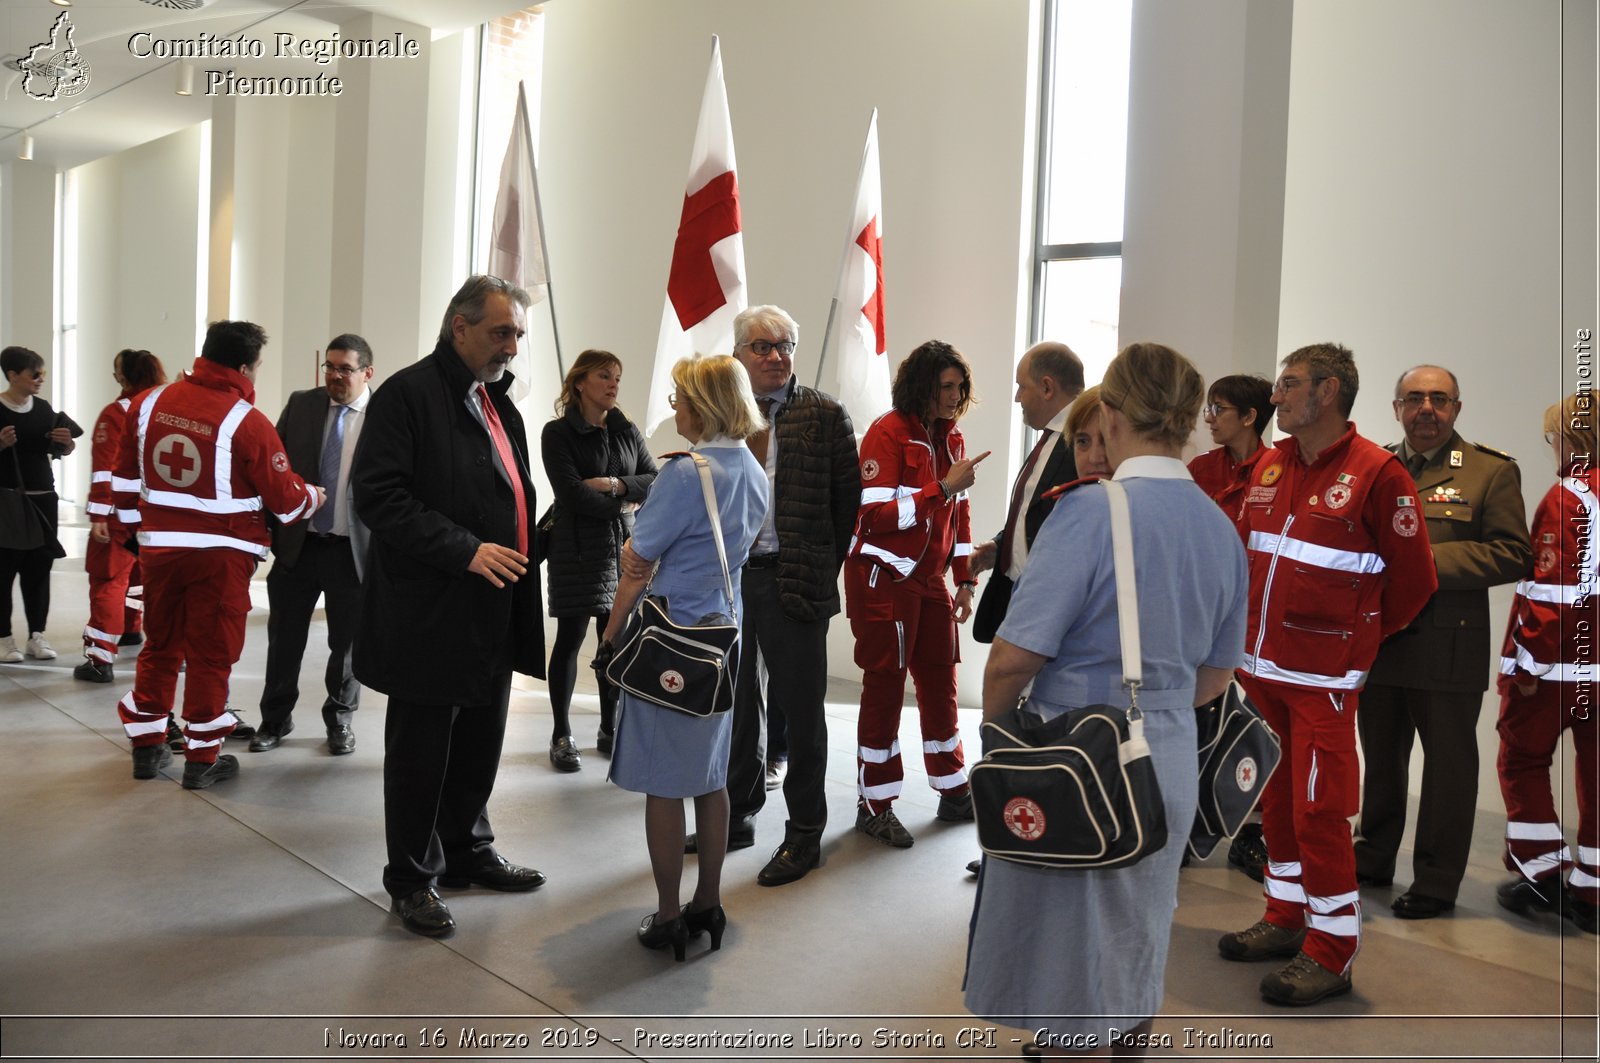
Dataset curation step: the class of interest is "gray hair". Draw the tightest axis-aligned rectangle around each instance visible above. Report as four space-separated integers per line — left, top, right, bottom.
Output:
438 275 533 343
733 305 799 350
1392 364 1460 400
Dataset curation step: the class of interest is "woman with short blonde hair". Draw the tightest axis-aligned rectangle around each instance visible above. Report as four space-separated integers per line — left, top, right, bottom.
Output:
669 355 766 442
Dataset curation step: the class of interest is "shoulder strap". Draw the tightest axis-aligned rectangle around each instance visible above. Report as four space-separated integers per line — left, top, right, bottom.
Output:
1102 478 1142 715
689 453 736 610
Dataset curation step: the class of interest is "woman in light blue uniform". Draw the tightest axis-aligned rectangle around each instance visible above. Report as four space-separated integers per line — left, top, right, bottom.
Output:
600 355 768 961
965 343 1249 1057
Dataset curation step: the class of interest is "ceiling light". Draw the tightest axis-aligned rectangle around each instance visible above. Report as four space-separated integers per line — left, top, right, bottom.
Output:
176 61 194 96
19 134 34 161
51 0 71 9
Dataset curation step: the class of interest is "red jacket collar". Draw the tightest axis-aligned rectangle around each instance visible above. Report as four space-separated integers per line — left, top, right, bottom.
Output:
1276 421 1358 468
184 357 256 405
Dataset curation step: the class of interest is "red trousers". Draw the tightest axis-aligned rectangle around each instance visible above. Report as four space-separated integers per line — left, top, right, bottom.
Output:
117 548 253 764
1497 684 1600 903
1243 674 1362 974
83 537 141 663
853 589 967 813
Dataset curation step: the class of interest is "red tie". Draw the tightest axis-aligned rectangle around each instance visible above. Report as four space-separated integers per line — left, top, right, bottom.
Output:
478 385 529 556
997 429 1053 576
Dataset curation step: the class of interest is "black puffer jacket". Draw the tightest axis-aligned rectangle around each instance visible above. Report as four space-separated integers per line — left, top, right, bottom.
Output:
769 382 861 622
541 405 657 618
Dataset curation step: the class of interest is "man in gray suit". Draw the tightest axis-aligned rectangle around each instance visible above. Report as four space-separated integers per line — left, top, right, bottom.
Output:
251 334 374 756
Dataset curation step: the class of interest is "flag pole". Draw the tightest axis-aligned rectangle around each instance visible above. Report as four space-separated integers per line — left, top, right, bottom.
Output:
815 109 879 392
814 297 840 390
518 81 564 383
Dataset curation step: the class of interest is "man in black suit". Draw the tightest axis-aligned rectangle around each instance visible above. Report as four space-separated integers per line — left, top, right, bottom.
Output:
970 341 1083 643
252 334 374 756
351 276 547 938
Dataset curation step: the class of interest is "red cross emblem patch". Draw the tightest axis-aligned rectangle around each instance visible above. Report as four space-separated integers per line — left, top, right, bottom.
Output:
152 434 202 488
1235 757 1258 792
1003 797 1046 841
659 669 685 694
1393 508 1419 537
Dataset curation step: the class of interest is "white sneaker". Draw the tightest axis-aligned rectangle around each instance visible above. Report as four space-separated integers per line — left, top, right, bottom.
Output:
0 636 21 663
25 632 56 660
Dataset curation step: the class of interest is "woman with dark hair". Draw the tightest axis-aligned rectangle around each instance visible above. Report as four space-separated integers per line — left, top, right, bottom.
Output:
541 349 657 771
966 342 1248 1058
845 340 991 848
1188 373 1273 520
0 345 82 663
76 349 167 683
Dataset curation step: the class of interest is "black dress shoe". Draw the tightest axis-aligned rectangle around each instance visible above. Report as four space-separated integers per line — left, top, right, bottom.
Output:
117 631 144 648
757 830 821 886
596 726 615 757
1391 890 1455 919
1355 868 1393 887
684 903 727 950
438 855 546 892
392 887 454 937
327 725 356 756
549 735 581 772
686 817 756 854
249 720 294 752
637 912 688 961
966 859 982 875
1498 876 1561 914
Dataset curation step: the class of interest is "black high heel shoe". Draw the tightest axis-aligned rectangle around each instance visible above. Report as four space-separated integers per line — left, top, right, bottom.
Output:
637 912 688 961
684 904 727 951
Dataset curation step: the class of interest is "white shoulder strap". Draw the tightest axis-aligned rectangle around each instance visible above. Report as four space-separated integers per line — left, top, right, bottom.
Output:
1102 478 1142 713
690 453 736 610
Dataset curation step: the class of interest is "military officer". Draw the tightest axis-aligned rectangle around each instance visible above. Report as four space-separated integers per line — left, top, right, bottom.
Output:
1353 364 1532 918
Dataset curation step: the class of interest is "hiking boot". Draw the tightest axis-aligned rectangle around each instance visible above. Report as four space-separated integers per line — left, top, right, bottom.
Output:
1218 919 1306 961
1564 888 1599 934
131 744 172 780
856 807 914 848
181 754 240 790
935 790 975 822
1497 876 1561 915
166 715 186 751
1227 822 1269 882
73 658 114 683
1259 951 1352 1005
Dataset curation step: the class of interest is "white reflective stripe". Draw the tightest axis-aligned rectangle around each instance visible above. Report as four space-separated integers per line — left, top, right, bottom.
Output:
84 625 115 643
856 542 917 577
1268 860 1302 879
859 779 901 800
1570 867 1600 889
896 492 915 529
143 488 262 514
115 509 142 523
1503 642 1589 681
1247 530 1386 575
1506 820 1566 841
212 399 252 499
1307 749 1318 803
1242 653 1367 691
860 487 900 504
86 502 114 516
1307 890 1360 914
187 711 238 736
929 769 968 790
87 646 115 663
1264 877 1305 903
1515 849 1570 879
125 718 166 737
133 385 168 489
139 530 268 557
859 740 901 764
111 476 141 493
1305 911 1360 938
1517 580 1588 605
127 584 143 596
923 734 961 754
91 471 112 484
1578 846 1600 865
274 485 318 524
953 542 972 557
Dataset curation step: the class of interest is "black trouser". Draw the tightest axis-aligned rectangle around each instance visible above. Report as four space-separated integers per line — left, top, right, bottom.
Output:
546 614 618 739
382 674 511 897
726 566 831 833
0 491 58 637
258 535 362 731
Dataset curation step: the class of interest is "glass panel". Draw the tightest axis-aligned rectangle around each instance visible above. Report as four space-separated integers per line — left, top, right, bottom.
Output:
1038 257 1121 384
1043 0 1132 246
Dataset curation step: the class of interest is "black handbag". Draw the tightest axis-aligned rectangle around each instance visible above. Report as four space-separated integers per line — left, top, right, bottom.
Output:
0 447 49 552
533 503 556 565
1188 681 1281 860
970 478 1168 870
604 453 739 718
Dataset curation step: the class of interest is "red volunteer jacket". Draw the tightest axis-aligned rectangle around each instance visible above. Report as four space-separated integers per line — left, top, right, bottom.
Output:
113 359 320 558
1499 466 1600 691
86 391 134 524
845 409 974 607
1239 422 1437 690
1189 443 1267 527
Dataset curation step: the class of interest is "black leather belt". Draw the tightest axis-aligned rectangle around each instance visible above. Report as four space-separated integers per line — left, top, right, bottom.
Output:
745 552 780 569
308 532 349 542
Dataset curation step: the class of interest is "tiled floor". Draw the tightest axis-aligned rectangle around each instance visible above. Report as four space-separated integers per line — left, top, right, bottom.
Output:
0 557 1595 1062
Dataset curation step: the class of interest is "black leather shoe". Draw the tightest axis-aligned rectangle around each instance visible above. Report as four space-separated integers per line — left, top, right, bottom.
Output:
549 735 581 773
228 712 256 741
327 725 356 756
74 659 114 683
249 720 294 752
1564 888 1599 934
637 912 688 961
1498 876 1561 915
596 726 615 757
1392 890 1455 919
936 790 975 822
966 859 982 875
131 744 171 780
757 830 821 886
165 715 185 752
181 754 240 790
117 631 144 648
438 855 546 892
1228 823 1269 883
684 903 727 950
686 817 756 854
1355 868 1394 888
392 887 454 937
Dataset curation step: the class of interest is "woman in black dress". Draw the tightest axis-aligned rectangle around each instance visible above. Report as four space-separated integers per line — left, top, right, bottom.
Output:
0 346 82 663
540 349 657 771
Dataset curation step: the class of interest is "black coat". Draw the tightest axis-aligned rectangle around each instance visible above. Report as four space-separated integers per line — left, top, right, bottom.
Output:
350 341 545 704
540 405 656 618
973 430 1077 643
766 381 860 622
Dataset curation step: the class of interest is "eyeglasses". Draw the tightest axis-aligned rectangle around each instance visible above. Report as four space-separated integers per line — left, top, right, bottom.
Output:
1396 391 1458 410
668 393 679 410
1203 403 1237 418
1272 375 1324 395
323 362 363 378
1545 431 1557 446
743 339 795 357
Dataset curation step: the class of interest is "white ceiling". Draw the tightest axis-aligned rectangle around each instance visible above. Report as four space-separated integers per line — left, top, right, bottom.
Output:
0 0 530 169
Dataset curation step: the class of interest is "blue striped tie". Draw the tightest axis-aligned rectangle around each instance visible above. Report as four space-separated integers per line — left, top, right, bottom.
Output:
312 405 347 534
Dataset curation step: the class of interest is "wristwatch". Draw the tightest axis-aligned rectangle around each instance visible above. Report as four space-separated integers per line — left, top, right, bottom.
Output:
608 476 620 497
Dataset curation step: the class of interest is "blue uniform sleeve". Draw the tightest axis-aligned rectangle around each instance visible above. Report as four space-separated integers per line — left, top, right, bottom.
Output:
997 483 1110 659
629 456 696 563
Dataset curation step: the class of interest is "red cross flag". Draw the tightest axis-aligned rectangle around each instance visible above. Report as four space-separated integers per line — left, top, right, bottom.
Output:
488 80 555 403
646 35 747 436
823 109 891 433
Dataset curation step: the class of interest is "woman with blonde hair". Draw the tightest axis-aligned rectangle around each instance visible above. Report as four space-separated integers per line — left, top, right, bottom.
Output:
1493 392 1598 935
540 349 657 771
966 342 1248 1057
598 354 769 959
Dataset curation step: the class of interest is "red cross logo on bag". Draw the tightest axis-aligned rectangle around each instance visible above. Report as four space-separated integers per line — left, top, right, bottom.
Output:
1236 757 1258 792
1003 797 1046 841
659 670 685 694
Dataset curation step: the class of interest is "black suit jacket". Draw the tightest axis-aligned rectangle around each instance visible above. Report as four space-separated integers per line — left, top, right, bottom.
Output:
974 431 1077 643
350 341 545 704
272 388 332 568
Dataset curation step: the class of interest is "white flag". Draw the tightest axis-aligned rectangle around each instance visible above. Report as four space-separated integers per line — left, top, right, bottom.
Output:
827 109 891 432
488 81 551 402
